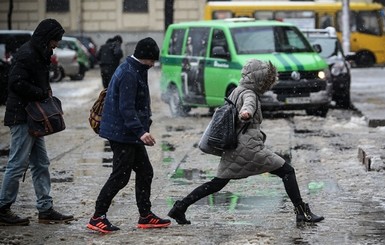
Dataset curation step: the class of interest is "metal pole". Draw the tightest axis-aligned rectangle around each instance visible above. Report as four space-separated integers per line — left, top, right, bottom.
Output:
342 0 350 54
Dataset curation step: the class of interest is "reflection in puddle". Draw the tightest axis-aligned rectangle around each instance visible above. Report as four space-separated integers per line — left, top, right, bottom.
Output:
161 141 176 166
171 168 206 180
170 168 285 212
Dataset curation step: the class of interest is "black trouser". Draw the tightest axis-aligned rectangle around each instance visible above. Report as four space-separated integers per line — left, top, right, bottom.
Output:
100 65 117 88
94 141 153 217
181 162 303 207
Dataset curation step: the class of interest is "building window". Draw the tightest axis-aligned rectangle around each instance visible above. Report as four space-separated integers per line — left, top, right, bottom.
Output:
123 0 148 13
46 0 69 12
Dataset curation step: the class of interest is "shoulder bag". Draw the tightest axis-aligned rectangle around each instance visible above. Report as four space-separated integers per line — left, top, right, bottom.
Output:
25 96 65 137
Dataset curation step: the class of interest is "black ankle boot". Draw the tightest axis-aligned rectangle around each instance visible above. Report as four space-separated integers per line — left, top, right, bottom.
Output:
295 202 324 223
168 200 191 225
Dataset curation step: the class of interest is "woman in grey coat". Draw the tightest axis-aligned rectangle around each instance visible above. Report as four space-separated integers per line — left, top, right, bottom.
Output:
168 59 324 225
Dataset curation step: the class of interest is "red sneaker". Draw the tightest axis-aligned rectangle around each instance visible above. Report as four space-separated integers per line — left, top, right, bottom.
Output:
137 212 171 229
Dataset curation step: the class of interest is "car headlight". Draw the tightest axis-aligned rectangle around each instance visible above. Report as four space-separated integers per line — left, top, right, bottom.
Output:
318 68 331 80
331 61 348 76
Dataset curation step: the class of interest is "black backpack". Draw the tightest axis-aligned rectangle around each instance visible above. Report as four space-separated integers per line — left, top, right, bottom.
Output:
205 97 239 150
199 89 253 156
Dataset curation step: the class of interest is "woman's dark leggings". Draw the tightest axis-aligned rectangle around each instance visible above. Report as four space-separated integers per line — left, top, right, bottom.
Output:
181 162 303 207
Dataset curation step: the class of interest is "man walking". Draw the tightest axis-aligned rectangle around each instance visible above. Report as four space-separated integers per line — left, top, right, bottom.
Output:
87 37 171 233
0 19 74 226
97 35 123 88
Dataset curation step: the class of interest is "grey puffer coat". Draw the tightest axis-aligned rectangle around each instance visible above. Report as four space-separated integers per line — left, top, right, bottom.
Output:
217 59 285 179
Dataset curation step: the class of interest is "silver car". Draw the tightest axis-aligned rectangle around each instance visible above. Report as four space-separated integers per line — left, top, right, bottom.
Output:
52 47 81 81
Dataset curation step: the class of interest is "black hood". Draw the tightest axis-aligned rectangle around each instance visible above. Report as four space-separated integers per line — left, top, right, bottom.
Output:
31 19 65 57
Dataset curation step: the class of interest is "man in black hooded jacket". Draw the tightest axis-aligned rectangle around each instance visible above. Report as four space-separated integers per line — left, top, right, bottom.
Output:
97 35 123 88
0 19 74 226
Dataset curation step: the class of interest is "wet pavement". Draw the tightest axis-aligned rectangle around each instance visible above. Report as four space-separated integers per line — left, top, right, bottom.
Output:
0 67 385 244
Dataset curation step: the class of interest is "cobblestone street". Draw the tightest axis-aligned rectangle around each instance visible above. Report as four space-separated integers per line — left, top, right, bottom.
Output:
1 68 385 244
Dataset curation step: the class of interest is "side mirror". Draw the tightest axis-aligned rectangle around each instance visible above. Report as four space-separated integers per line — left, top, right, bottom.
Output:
212 46 230 60
312 44 322 53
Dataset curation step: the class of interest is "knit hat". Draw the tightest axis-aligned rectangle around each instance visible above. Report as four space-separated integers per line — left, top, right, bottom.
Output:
134 37 159 60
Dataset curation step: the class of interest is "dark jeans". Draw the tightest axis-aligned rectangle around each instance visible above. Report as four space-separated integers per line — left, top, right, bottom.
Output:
181 162 303 207
94 141 154 217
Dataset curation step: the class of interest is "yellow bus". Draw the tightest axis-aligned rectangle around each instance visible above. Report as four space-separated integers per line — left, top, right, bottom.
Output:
204 1 385 67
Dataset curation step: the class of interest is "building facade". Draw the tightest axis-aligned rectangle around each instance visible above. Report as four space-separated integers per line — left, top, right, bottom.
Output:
0 0 206 50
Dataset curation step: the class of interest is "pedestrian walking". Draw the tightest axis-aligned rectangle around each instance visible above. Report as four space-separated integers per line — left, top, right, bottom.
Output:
97 35 123 88
87 37 171 233
168 59 325 225
0 19 74 226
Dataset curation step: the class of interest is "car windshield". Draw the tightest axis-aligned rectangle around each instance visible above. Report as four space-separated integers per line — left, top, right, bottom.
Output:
307 37 338 59
230 26 313 54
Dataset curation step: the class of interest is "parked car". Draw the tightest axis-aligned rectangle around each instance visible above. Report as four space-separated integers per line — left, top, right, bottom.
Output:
68 34 98 68
51 47 80 82
301 27 353 108
0 59 10 105
0 30 33 62
160 19 332 117
0 30 33 104
58 36 90 80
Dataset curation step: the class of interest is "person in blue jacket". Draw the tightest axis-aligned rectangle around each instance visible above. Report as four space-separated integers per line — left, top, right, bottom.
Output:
87 37 171 233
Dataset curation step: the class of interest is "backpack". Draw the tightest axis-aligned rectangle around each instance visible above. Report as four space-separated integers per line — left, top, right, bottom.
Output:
198 97 241 156
89 88 107 134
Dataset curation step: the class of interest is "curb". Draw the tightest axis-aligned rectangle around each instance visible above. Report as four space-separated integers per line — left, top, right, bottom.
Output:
358 145 385 171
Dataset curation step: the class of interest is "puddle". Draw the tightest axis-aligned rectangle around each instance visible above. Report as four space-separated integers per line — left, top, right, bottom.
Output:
161 141 176 166
51 170 74 183
171 168 207 180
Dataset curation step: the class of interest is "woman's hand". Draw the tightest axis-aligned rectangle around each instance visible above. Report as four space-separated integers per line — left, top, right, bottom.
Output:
240 110 251 120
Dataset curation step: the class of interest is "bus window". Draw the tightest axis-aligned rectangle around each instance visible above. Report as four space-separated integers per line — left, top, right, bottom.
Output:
382 9 385 33
319 14 334 28
254 11 274 20
274 11 315 29
168 29 185 55
337 11 381 35
356 11 381 35
213 10 233 19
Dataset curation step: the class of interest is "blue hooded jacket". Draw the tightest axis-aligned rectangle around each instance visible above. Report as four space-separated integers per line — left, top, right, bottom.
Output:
99 56 152 144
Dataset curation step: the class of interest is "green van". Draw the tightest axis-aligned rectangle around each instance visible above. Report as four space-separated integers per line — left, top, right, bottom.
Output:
160 19 332 117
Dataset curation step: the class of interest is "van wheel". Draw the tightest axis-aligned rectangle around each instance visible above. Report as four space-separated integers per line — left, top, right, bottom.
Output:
168 86 191 117
305 106 328 117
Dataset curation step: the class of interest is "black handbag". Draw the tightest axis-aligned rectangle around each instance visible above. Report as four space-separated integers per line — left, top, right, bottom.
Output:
25 96 66 137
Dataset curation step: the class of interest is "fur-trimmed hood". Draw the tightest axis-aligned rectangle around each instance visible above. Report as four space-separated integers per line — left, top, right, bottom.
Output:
238 59 277 96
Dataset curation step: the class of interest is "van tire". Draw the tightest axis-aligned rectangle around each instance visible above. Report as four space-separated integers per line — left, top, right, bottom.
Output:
168 86 191 117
